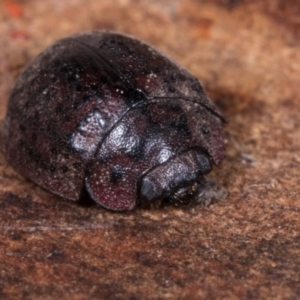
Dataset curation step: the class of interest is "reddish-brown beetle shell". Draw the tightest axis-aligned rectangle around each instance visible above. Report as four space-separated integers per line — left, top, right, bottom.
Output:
1 31 225 211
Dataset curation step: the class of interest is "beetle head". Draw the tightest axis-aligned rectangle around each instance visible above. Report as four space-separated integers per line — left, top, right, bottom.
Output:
138 149 212 207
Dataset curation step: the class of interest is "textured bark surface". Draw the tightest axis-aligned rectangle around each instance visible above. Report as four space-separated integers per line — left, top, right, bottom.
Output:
0 0 299 299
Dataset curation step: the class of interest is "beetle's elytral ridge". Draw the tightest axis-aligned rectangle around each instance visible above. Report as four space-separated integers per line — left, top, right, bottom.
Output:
151 96 227 123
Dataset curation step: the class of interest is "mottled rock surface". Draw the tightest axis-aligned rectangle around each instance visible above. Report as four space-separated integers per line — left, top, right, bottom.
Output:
0 0 299 299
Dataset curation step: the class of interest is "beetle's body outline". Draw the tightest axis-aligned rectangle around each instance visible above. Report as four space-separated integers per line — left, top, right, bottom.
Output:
1 31 225 211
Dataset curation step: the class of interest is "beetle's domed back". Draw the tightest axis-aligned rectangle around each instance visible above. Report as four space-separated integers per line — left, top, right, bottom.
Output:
74 31 224 117
1 31 225 210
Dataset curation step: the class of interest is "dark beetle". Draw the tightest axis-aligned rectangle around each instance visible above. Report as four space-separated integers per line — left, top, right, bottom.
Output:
1 31 225 211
